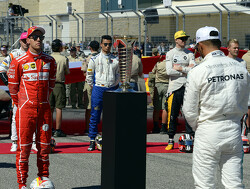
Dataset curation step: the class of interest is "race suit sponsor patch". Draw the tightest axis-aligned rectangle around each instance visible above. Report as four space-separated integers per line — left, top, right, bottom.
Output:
39 72 49 80
208 74 244 83
23 62 37 72
42 62 50 70
1 60 8 66
23 73 38 81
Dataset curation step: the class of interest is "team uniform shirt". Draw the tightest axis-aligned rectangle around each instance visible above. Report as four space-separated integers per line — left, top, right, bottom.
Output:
51 52 70 82
86 51 119 88
165 47 195 94
183 50 249 189
81 51 99 73
183 50 250 130
130 54 143 83
152 60 169 83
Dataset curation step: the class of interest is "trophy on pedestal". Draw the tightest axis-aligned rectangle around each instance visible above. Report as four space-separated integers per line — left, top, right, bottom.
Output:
114 35 138 92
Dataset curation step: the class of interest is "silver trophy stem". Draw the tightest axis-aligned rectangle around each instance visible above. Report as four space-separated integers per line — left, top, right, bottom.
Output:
114 35 137 92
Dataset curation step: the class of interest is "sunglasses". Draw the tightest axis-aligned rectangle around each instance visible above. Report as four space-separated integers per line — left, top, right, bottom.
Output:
20 39 27 44
103 43 112 47
179 37 188 41
29 35 45 41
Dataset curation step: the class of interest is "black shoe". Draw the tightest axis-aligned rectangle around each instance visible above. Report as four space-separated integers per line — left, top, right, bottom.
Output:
88 140 95 151
78 105 84 109
152 127 160 133
72 105 77 109
52 128 55 136
84 129 89 134
54 130 67 137
160 125 168 134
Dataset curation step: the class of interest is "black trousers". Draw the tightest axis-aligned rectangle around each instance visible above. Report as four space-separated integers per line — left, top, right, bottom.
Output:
165 86 194 138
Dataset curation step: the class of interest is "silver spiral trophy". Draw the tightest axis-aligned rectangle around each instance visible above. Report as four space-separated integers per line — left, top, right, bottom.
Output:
114 35 137 92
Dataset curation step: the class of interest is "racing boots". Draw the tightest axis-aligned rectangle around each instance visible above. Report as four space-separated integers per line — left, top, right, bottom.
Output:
165 138 174 150
88 140 95 151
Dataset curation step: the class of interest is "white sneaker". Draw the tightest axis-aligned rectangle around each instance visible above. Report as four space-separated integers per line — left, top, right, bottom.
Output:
10 141 17 152
31 142 38 151
21 186 27 189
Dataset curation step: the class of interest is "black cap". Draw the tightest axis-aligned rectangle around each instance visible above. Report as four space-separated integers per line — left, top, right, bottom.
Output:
70 47 77 51
1 45 7 50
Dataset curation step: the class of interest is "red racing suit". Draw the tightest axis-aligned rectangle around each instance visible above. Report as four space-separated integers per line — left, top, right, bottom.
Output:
8 50 56 188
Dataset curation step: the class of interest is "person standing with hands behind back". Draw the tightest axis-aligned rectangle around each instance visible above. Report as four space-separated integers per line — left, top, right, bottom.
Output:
8 26 56 189
86 35 119 151
50 39 70 137
183 26 250 189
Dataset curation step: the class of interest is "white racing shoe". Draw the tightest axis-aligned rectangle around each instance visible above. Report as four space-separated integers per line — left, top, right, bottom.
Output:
10 141 17 152
30 177 55 189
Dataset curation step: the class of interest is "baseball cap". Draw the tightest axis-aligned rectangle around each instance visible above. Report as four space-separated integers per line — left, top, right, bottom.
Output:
27 26 45 37
196 26 220 44
20 32 27 40
1 45 7 51
174 30 190 39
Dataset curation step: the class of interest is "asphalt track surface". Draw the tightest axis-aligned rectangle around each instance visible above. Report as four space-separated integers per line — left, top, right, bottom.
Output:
1 107 250 189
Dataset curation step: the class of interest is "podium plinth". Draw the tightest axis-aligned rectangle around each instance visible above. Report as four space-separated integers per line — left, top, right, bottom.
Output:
101 91 147 189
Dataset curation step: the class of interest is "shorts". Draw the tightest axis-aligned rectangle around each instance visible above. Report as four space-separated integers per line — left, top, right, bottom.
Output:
153 82 168 111
83 82 92 110
49 83 66 109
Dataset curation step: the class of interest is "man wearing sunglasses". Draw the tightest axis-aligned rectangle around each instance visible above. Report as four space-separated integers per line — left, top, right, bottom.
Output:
8 26 56 189
165 30 195 151
183 26 249 189
0 32 38 152
86 35 119 151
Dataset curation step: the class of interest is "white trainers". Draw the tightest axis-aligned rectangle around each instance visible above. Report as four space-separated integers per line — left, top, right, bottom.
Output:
31 141 38 151
10 141 17 152
21 186 27 189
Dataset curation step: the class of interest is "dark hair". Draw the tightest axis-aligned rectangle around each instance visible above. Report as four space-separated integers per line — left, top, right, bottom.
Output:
52 39 62 52
89 41 99 51
201 39 221 49
101 35 112 43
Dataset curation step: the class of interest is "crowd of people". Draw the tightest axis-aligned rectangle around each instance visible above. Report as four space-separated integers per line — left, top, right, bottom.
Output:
0 25 250 189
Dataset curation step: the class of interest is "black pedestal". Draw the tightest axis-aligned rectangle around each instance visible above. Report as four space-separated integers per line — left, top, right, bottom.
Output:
101 91 147 189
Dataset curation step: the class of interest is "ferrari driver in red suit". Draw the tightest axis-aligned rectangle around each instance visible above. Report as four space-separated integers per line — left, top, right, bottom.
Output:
8 26 56 189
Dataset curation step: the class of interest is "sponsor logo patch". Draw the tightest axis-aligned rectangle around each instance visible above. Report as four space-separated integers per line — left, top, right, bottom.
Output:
23 64 29 70
1 60 8 66
30 63 36 69
39 72 49 80
23 73 38 81
42 124 49 132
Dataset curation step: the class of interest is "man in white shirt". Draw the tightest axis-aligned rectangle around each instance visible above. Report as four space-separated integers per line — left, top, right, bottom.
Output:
86 35 119 151
183 26 249 189
165 30 195 150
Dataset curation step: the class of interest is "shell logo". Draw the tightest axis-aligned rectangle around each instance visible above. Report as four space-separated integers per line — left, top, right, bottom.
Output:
23 64 29 70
